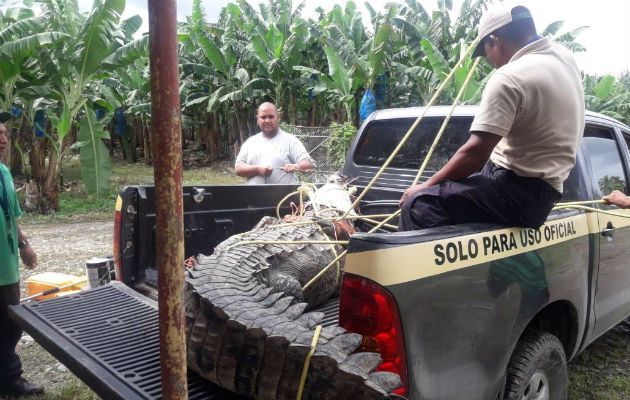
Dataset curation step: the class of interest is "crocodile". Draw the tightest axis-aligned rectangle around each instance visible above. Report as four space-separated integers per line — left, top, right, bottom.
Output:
185 179 402 400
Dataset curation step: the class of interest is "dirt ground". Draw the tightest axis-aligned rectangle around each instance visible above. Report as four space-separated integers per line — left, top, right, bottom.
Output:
7 221 630 400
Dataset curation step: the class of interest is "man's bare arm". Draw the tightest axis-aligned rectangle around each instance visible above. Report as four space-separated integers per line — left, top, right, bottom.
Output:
235 163 272 178
602 190 630 209
283 158 315 173
17 225 37 269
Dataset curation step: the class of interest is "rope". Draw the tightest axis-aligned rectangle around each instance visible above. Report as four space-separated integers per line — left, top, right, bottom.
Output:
338 37 481 221
556 200 606 207
276 190 301 220
275 184 317 219
231 213 400 240
305 44 483 291
553 199 630 218
358 217 398 231
315 224 342 283
302 251 346 292
296 325 322 400
412 57 482 185
553 204 630 218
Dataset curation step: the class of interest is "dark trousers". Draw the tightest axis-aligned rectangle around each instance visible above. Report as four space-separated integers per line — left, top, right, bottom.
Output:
398 163 562 231
0 282 22 383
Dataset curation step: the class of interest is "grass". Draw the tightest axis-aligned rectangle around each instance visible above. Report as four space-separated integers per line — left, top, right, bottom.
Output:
18 157 244 225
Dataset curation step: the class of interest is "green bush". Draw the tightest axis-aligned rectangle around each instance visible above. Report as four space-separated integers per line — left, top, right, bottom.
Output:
326 122 357 169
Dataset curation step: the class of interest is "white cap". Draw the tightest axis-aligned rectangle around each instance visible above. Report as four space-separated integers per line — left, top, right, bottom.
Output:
472 3 534 58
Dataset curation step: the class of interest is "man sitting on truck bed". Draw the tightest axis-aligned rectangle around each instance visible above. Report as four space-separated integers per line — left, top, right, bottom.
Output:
398 3 585 231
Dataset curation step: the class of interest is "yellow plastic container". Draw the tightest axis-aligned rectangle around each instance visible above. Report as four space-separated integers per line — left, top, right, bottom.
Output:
26 272 86 301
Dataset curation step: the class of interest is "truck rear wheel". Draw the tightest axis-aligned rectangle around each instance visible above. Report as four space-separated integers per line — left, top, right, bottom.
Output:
503 330 567 400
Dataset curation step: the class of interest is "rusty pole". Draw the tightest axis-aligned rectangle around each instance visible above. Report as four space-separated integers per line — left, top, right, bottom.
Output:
147 0 188 399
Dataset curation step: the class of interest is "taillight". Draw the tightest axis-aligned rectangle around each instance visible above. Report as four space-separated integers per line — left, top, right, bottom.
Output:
113 196 123 281
339 273 408 396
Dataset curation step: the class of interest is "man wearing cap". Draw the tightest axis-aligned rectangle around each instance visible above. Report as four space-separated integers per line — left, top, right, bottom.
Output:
398 3 585 231
0 112 44 396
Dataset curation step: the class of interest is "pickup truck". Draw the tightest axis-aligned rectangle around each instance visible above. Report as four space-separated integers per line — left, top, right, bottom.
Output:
9 105 630 400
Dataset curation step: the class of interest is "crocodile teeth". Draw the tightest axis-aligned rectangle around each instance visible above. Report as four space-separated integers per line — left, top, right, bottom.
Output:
185 218 402 399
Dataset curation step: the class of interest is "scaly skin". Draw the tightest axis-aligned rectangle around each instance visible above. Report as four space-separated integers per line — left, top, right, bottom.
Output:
185 219 402 399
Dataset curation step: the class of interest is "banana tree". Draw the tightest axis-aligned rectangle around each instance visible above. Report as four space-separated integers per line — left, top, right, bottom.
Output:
0 3 70 168
583 74 630 123
183 0 273 144
31 0 139 210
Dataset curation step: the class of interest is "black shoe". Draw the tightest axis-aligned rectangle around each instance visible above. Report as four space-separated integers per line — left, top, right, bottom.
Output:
0 376 44 397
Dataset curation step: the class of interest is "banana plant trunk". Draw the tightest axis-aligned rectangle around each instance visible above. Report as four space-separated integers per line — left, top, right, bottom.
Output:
41 146 60 212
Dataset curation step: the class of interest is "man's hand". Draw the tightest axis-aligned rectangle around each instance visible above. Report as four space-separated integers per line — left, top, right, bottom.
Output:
19 245 38 270
399 183 428 208
282 163 300 173
602 190 630 209
258 165 273 177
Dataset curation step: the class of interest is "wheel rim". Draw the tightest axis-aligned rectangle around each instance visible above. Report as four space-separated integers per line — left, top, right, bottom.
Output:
521 371 550 400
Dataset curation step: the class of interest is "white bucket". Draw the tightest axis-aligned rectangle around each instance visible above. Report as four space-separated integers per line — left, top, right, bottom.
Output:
86 257 111 289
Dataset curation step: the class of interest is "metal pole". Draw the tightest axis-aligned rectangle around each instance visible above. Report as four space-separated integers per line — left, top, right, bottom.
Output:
147 0 187 399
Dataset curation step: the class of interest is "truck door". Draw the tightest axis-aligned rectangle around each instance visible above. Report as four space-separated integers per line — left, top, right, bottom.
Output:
581 123 630 338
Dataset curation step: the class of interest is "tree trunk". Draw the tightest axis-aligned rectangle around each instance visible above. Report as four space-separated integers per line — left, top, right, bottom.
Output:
41 139 60 213
289 91 296 124
10 115 28 176
142 117 153 164
234 106 247 146
2 120 12 167
213 112 220 160
29 140 46 184
200 112 219 162
309 97 317 127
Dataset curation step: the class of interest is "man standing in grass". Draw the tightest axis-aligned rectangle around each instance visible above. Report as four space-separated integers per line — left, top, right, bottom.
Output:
235 102 314 184
0 111 44 397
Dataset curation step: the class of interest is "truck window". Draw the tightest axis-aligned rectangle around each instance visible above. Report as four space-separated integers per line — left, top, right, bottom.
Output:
582 125 628 196
353 117 472 170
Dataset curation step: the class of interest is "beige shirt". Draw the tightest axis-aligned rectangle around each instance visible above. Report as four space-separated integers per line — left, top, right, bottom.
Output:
470 37 585 193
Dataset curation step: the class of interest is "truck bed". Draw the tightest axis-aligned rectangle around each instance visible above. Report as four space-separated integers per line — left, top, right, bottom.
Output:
9 282 340 400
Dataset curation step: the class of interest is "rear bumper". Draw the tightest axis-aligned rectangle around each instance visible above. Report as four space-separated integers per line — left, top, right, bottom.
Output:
9 282 245 400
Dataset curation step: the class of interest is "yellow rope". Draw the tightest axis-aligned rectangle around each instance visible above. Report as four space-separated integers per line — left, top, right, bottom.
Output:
412 57 482 185
359 217 398 231
275 185 317 220
231 213 400 240
296 325 322 400
555 199 606 207
553 204 629 218
226 240 349 250
314 224 342 283
302 251 346 292
276 190 301 220
338 37 481 221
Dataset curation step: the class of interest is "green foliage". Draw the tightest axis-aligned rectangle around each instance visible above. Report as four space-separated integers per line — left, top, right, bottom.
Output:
3 0 630 216
583 73 630 125
598 175 626 195
77 107 112 199
326 122 356 168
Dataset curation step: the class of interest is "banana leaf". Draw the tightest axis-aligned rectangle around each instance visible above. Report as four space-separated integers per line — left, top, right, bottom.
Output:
78 107 112 199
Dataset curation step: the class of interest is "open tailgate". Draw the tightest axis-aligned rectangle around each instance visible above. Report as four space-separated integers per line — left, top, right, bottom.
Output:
8 282 246 400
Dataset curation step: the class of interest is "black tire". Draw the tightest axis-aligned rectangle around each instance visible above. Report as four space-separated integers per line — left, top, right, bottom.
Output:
503 330 567 400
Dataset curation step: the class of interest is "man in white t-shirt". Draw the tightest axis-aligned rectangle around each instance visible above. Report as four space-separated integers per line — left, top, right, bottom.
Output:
399 3 585 231
235 102 314 184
